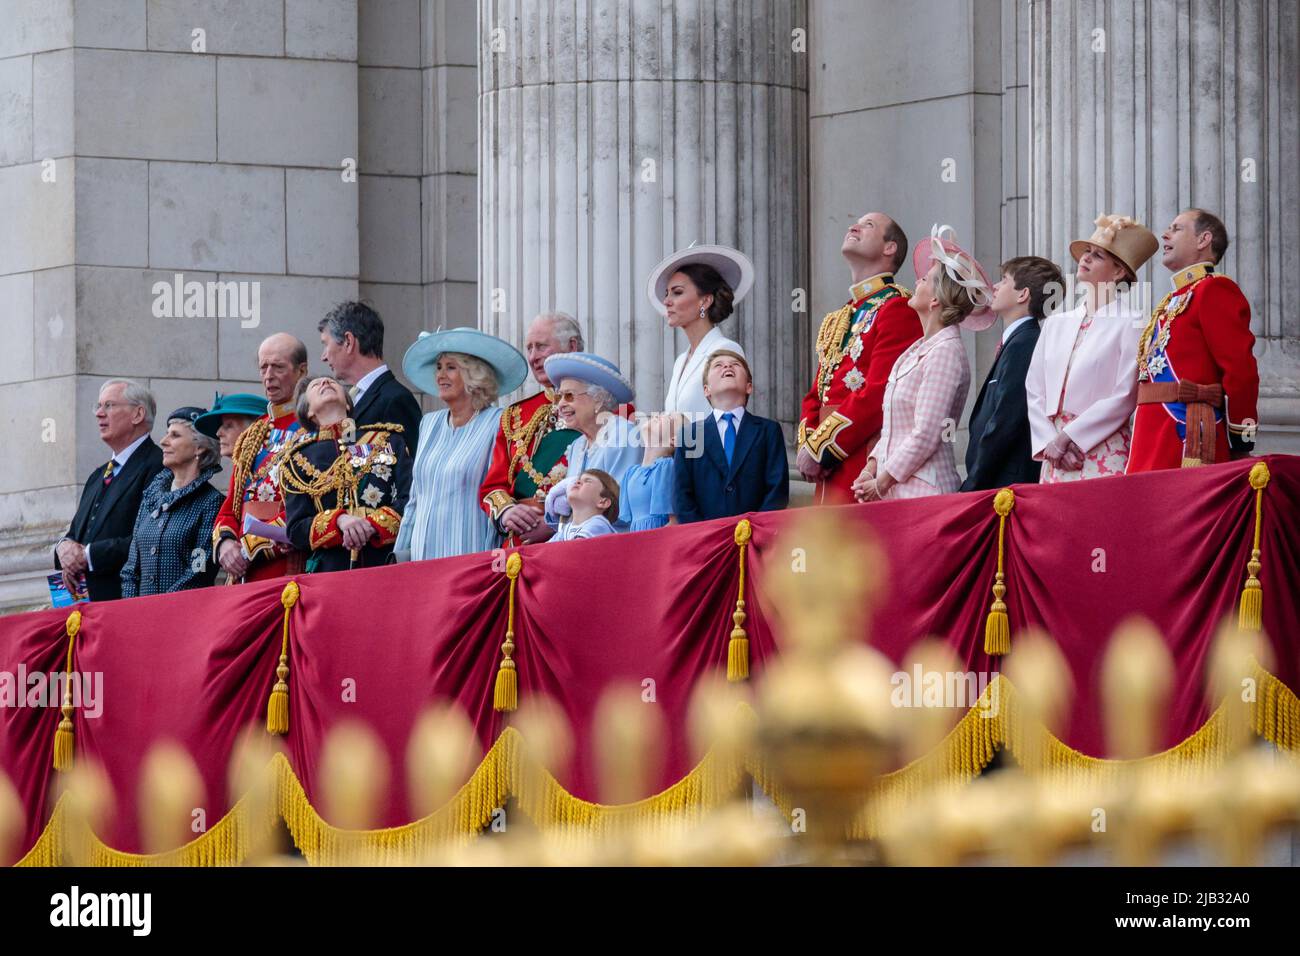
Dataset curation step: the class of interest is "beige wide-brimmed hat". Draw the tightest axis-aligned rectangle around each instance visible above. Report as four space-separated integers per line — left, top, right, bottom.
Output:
1068 214 1159 277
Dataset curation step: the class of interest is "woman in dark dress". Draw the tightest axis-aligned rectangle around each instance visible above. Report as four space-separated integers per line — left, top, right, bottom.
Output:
120 407 225 597
280 376 411 573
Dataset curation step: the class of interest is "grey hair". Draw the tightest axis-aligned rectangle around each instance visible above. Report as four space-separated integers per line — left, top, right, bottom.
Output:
294 374 354 429
169 416 222 471
540 311 584 351
101 378 156 426
585 384 617 413
437 352 500 411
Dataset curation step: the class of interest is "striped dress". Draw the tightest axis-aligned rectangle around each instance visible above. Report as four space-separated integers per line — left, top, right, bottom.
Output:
395 406 503 561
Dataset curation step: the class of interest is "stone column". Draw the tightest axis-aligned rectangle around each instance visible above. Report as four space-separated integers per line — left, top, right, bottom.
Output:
477 0 810 430
1030 0 1300 451
0 0 364 610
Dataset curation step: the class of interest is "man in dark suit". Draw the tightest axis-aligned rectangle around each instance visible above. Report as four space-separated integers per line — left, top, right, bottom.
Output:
674 350 789 522
318 300 422 454
961 256 1065 491
55 379 166 602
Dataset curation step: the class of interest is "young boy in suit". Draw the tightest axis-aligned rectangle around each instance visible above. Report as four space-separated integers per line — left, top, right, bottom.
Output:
674 350 789 522
961 256 1065 491
551 469 620 541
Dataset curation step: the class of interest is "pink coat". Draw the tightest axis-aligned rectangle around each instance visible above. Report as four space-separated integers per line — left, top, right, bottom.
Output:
869 324 971 499
1026 296 1145 458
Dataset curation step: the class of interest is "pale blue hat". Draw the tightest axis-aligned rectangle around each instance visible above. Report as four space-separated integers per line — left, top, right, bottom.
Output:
402 328 528 396
543 352 635 406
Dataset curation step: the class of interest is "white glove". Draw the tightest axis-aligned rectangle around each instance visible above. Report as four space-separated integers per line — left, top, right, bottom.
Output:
544 476 574 525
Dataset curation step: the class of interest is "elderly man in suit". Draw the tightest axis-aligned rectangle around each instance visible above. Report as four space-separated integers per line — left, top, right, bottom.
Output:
961 256 1065 491
674 350 789 522
54 379 166 602
318 300 422 454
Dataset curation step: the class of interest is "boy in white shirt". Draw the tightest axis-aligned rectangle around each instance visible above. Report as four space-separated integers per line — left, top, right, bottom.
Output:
551 469 620 542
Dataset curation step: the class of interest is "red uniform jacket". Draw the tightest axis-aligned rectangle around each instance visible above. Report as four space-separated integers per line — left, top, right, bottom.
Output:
799 275 921 502
479 390 577 523
1128 264 1259 473
211 402 303 582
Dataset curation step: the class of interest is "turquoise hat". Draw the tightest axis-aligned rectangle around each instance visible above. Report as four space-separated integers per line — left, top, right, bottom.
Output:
402 328 528 397
194 392 267 438
543 352 635 406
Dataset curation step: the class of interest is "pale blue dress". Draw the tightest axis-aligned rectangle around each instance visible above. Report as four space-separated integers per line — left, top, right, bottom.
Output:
394 406 502 561
618 457 675 531
544 415 643 529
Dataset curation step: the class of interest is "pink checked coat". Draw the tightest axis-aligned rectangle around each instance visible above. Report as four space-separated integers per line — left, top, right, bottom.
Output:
868 324 971 499
1025 295 1145 462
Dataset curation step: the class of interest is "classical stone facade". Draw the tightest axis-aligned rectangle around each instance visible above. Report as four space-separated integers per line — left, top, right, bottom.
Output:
1 0 1296 611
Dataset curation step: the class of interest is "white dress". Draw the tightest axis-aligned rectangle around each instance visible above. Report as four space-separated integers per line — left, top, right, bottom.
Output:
665 325 745 417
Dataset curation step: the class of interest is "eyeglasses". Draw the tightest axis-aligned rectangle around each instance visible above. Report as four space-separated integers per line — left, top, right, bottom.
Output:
93 401 138 414
557 389 589 403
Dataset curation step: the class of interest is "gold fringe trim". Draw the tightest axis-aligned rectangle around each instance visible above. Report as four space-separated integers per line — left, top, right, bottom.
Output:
727 520 752 682
267 581 299 735
983 489 1014 656
15 665 1299 865
1238 461 1270 631
494 552 523 712
52 610 82 772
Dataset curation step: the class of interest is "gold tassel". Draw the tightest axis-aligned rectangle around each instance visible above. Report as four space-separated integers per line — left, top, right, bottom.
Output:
728 519 752 682
983 489 1015 656
1238 461 1270 632
267 581 299 735
494 552 523 712
53 610 82 772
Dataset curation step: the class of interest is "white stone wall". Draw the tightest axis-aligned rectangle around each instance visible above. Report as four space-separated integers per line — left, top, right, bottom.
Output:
1030 0 1300 453
477 0 811 428
808 0 1028 459
0 0 479 611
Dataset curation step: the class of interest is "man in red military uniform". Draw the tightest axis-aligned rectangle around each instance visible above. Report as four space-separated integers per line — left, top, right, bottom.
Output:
212 333 311 582
480 312 584 544
798 212 922 503
1128 208 1259 473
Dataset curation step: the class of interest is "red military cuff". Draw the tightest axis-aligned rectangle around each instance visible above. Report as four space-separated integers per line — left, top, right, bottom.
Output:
310 509 345 549
366 506 401 546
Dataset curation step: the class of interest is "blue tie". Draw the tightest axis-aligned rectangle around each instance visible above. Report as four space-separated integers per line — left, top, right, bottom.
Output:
721 412 736 466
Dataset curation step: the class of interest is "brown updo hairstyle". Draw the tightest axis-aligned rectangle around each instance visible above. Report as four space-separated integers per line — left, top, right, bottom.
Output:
675 263 736 326
930 265 979 329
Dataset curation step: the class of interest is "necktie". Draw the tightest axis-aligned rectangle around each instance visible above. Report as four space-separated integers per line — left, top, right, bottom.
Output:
722 412 736 466
349 385 362 401
102 459 117 487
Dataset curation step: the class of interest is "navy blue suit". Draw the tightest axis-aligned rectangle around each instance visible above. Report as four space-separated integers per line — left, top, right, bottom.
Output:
961 318 1042 491
673 409 789 523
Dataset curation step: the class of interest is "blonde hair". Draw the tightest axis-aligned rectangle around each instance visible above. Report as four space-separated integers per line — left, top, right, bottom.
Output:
438 352 499 410
930 266 978 328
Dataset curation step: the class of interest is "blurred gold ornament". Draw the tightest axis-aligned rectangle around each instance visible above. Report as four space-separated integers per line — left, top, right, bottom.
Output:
406 702 481 819
319 721 390 834
1101 617 1173 759
0 770 24 867
594 682 666 806
1207 621 1273 755
138 740 206 856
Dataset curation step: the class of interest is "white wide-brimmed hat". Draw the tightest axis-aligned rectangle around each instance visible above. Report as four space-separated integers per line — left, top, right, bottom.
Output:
402 328 529 396
645 244 755 316
543 352 635 406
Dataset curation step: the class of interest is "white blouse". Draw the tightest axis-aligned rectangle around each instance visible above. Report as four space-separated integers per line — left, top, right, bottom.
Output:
664 325 745 417
1026 293 1145 458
